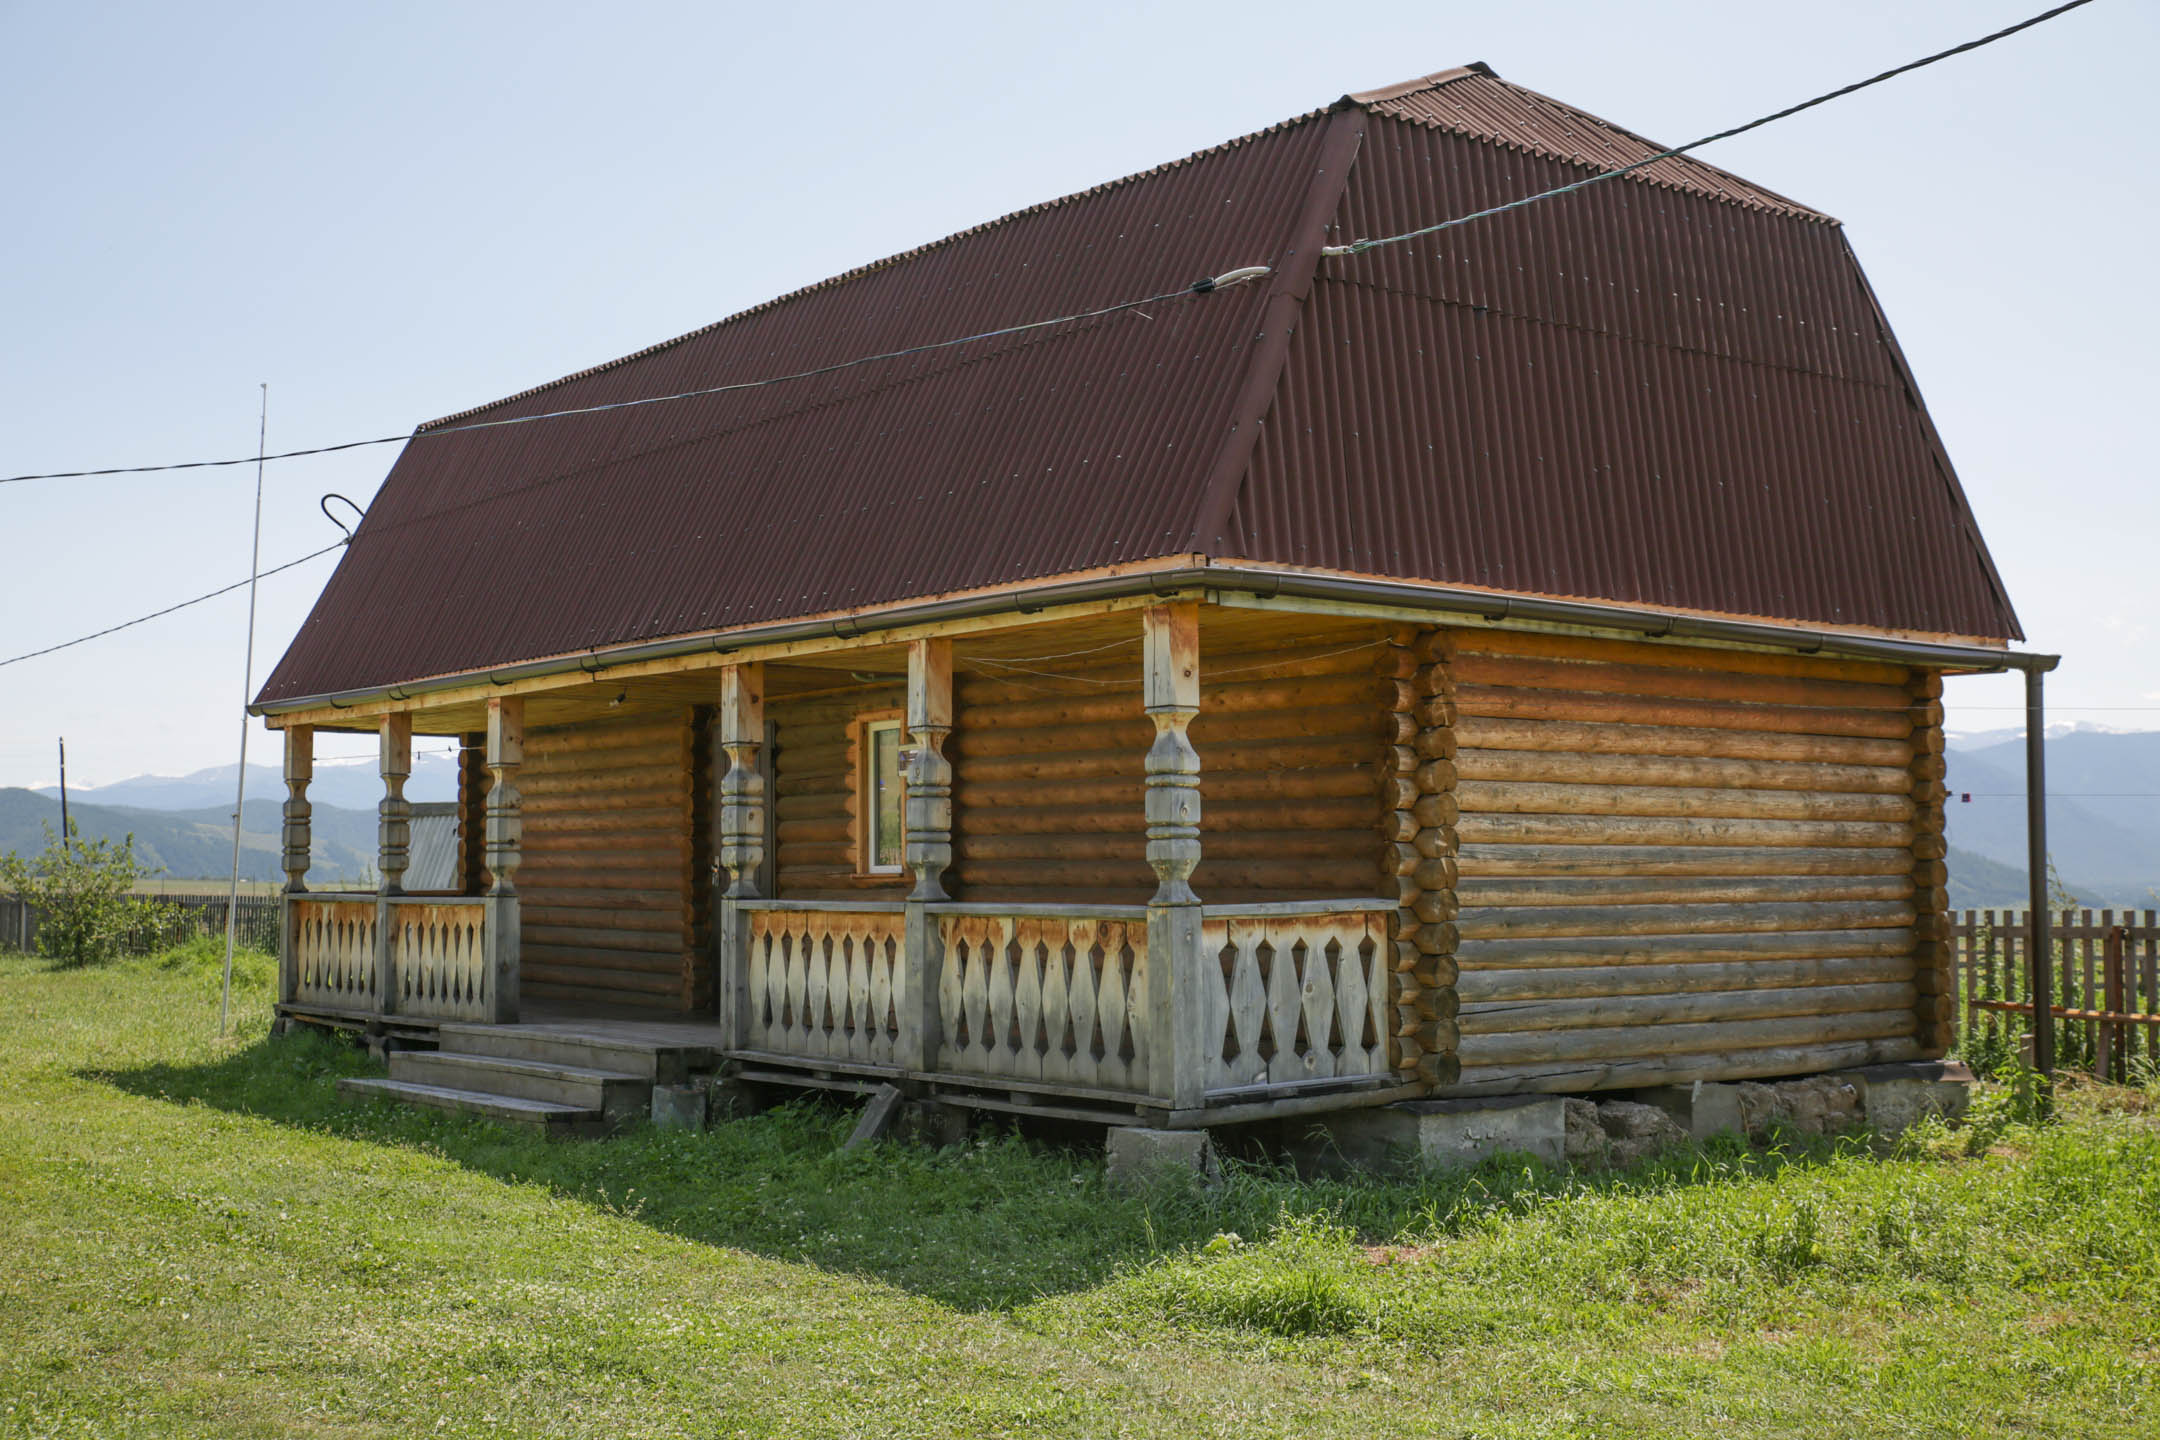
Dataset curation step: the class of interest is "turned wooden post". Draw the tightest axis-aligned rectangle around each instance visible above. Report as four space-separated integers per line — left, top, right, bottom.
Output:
896 640 953 1072
715 665 764 1044
904 639 954 902
1142 602 1207 1110
374 716 411 1013
457 731 489 897
483 697 523 1023
377 715 412 896
279 724 313 1006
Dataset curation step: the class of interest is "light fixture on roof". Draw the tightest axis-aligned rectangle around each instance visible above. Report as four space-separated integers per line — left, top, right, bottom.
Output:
1192 265 1271 293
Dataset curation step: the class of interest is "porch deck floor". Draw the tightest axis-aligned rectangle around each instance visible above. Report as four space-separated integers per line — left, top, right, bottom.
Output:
498 1012 727 1049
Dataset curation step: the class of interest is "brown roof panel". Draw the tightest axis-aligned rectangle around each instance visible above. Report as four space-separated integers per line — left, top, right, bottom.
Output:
1223 108 2016 639
258 66 2019 708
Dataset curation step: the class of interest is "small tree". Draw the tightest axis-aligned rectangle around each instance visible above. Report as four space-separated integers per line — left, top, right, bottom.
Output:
0 823 173 968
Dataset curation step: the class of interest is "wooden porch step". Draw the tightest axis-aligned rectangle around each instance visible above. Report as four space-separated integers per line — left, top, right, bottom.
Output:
336 1077 604 1134
434 1021 714 1084
390 1051 651 1120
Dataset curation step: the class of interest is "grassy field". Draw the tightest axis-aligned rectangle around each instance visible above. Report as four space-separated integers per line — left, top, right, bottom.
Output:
2 942 2156 1438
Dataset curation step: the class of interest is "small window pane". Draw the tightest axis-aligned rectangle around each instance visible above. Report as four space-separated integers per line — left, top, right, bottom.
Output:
870 722 903 872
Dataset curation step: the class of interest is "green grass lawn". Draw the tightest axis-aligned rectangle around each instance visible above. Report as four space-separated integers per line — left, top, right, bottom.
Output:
2 942 2156 1438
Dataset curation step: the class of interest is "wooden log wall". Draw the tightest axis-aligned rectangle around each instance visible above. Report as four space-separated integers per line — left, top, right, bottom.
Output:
1379 626 1461 1087
771 681 907 900
1907 672 1952 1054
1442 628 1931 1096
517 706 705 1013
942 629 1386 905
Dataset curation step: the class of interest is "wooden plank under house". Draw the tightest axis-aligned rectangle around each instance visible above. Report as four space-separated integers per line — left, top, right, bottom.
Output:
252 65 2056 1132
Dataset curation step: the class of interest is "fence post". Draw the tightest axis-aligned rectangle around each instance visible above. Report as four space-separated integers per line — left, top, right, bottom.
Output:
2102 925 2126 1084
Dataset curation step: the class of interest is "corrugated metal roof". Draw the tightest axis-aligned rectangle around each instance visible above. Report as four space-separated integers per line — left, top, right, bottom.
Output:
257 66 2019 707
1224 105 2016 639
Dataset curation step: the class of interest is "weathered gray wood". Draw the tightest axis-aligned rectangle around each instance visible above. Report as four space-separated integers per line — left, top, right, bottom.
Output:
1455 844 1912 878
1457 813 1915 849
1455 748 1913 795
1457 899 1915 941
1451 715 1913 768
1149 900 1207 1110
377 715 412 896
843 1083 906 1150
904 639 954 901
1437 1037 1927 1096
1456 1008 1919 1067
1453 927 1918 968
1458 980 1917 1034
1456 873 1915 909
1456 953 1914 1002
484 697 524 1023
717 664 766 900
898 899 942 1072
1457 779 1914 823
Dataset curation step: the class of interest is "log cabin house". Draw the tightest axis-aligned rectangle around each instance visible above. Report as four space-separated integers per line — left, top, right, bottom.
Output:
253 65 2053 1133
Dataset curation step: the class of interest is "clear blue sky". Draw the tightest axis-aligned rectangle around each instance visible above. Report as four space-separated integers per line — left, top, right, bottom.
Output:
2 0 2152 790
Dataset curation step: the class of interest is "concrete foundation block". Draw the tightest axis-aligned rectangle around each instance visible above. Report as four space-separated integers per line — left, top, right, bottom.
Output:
1635 1081 1745 1139
1106 1127 1220 1189
650 1083 708 1132
1324 1095 1568 1173
1840 1060 1974 1135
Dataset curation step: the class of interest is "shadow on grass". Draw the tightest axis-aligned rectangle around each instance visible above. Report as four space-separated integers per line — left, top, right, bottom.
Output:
89 1023 1866 1312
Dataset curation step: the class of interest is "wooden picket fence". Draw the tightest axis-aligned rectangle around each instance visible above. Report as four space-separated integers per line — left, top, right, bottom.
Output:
0 890 283 958
1952 909 2160 1082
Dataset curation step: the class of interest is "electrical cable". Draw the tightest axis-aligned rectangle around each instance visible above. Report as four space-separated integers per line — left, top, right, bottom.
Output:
0 2 2101 489
0 541 344 671
0 3 2106 677
0 271 1270 486
1321 0 2097 257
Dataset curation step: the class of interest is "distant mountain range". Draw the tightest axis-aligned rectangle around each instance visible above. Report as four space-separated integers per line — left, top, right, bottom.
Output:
35 752 458 812
1943 727 2160 909
7 732 2156 904
0 788 380 886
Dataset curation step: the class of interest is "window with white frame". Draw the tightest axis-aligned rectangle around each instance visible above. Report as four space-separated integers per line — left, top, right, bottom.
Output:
862 717 904 874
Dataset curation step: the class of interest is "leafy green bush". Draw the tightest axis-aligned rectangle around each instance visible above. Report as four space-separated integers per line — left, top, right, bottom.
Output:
0 823 177 968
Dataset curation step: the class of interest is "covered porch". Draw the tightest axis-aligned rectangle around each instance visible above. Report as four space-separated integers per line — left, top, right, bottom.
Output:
271 595 1425 1125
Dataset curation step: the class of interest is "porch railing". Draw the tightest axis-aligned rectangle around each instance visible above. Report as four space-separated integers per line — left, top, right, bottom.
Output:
286 893 505 1023
724 896 1398 1115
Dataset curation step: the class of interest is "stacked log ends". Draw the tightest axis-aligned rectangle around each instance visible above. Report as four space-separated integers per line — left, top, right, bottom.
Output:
1908 670 1952 1056
1381 626 1462 1089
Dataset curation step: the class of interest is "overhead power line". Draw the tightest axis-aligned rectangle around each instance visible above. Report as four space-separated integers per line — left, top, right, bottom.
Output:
0 2 2102 673
0 1 2098 490
0 542 344 671
1322 0 2098 256
0 272 1268 487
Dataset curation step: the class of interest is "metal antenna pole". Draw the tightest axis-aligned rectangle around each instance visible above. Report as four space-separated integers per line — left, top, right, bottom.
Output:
221 385 268 1037
57 737 70 847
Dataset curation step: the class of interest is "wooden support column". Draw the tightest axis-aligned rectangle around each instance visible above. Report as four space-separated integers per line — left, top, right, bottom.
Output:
377 715 412 896
715 665 764 1044
457 731 489 896
278 725 313 1006
483 697 523 1023
373 716 411 1014
897 640 953 1071
1142 602 1206 1110
1907 670 1954 1056
1380 627 1462 1089
904 639 954 902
